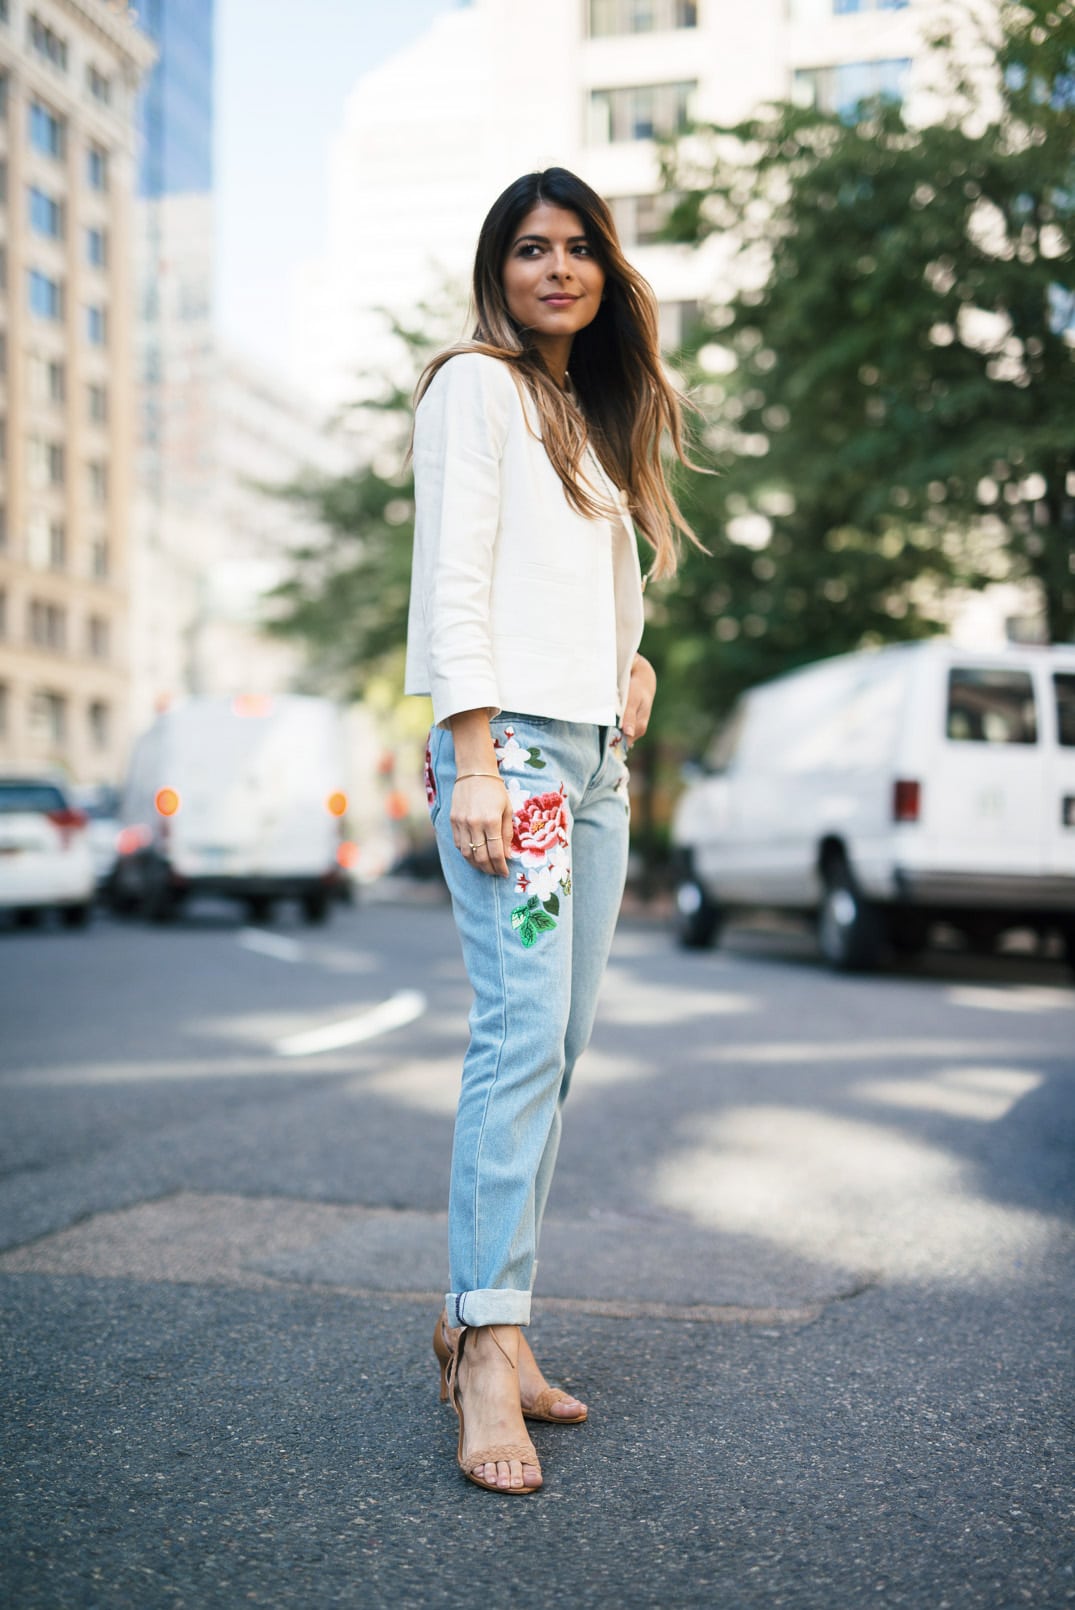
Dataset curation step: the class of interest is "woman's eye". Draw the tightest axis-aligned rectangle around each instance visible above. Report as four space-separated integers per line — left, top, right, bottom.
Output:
573 244 593 256
516 243 543 258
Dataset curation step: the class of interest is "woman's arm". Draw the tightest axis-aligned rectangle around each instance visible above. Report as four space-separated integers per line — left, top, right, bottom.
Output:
448 710 514 879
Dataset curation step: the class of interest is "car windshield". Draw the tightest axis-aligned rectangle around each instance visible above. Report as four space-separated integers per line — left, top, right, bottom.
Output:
0 782 67 814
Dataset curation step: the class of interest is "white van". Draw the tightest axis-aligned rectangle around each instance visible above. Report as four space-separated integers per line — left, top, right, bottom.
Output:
671 642 1075 970
113 695 350 923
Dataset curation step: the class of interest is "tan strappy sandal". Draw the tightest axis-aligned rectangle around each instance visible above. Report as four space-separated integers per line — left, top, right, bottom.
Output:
434 1309 587 1424
447 1325 543 1495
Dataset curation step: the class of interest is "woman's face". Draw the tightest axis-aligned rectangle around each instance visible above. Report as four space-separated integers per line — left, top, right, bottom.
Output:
501 202 606 350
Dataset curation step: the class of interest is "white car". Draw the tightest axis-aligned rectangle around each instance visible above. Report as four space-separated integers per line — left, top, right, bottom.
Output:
671 641 1075 970
0 777 96 927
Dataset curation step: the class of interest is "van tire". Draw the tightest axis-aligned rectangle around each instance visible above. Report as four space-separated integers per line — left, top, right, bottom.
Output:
818 856 883 972
142 862 180 923
61 903 92 930
1059 920 1075 976
302 891 330 925
246 896 274 925
674 872 722 949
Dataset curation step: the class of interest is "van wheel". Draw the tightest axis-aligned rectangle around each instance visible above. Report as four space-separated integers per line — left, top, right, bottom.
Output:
302 891 330 925
246 896 274 925
888 911 929 957
675 876 722 949
61 903 92 930
1059 920 1075 976
142 862 180 923
818 857 883 972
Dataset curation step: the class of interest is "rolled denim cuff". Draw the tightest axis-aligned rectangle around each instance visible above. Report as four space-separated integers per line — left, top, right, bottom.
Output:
447 1288 531 1328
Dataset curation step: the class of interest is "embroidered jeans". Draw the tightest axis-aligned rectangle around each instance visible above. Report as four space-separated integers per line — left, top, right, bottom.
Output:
426 712 630 1328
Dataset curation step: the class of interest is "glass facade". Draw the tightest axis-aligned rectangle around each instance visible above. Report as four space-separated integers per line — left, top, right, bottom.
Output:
793 58 910 116
137 0 214 197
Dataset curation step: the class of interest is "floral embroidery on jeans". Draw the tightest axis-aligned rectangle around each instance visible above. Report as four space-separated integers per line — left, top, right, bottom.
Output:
423 739 436 809
506 773 571 947
494 726 547 773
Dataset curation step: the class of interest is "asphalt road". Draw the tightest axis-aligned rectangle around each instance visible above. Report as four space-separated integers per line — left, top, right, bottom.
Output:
1 889 1073 1609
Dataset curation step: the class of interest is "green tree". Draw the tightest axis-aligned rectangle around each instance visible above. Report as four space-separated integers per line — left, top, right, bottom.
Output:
655 0 1074 744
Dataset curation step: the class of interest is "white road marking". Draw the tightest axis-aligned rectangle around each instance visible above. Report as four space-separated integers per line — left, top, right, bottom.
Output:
237 929 303 963
946 985 1074 1014
274 989 427 1058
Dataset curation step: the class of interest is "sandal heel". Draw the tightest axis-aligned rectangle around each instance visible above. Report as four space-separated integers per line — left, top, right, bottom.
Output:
432 1311 454 1402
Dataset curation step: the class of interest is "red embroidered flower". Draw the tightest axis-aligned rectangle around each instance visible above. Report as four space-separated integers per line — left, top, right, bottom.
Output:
509 788 569 867
423 741 436 809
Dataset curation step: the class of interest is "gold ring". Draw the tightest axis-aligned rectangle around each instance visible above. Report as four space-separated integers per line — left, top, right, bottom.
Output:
468 841 484 851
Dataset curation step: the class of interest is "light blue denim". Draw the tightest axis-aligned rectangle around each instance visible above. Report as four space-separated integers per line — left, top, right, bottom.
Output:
426 712 630 1328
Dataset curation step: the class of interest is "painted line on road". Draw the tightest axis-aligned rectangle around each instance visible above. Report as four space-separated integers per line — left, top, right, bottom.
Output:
274 989 427 1058
238 929 303 963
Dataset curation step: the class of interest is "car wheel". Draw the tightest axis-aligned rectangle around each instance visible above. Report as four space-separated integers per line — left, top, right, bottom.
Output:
14 907 42 929
61 903 92 930
141 862 180 923
888 910 929 957
301 890 330 925
246 895 274 925
817 855 883 972
674 876 723 950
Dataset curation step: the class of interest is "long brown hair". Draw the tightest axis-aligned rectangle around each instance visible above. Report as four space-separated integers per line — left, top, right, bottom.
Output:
415 168 698 579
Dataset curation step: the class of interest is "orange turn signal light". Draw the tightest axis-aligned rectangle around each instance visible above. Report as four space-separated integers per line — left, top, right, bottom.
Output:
326 791 348 817
155 787 181 817
337 840 360 869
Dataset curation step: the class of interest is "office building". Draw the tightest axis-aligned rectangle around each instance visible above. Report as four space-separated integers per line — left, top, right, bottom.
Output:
0 0 155 781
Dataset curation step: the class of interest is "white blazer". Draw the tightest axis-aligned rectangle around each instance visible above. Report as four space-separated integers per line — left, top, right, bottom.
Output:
404 352 645 728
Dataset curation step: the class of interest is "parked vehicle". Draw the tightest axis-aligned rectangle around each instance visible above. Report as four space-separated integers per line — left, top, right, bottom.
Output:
671 642 1075 970
0 777 95 927
112 695 351 923
71 783 122 893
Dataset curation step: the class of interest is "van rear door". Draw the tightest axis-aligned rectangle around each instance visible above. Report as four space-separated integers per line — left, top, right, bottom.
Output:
923 661 1047 875
1046 665 1075 880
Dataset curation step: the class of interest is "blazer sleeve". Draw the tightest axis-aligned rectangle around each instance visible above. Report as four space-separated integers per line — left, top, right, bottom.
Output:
412 354 514 727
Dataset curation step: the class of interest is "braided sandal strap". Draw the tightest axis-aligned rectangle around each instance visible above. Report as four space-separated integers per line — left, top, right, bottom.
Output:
462 1442 540 1473
528 1386 577 1418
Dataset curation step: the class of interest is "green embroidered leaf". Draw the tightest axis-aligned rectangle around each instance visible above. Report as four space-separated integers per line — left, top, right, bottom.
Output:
510 905 529 931
560 873 572 896
518 918 538 947
543 893 560 916
525 747 546 769
527 896 540 911
531 910 557 934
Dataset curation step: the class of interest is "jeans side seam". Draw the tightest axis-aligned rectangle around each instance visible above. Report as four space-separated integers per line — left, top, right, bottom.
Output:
466 863 510 1308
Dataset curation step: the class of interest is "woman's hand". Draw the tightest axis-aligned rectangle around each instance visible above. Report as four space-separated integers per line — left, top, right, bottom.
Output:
621 653 657 744
451 776 515 878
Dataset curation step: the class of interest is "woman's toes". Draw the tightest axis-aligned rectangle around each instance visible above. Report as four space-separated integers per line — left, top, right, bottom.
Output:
552 1396 585 1418
523 1462 542 1489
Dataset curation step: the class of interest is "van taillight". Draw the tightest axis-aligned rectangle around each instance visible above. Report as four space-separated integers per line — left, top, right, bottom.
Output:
155 787 180 817
326 791 348 818
893 780 921 822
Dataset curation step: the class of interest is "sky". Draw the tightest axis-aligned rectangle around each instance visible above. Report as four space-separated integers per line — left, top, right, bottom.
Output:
214 0 452 381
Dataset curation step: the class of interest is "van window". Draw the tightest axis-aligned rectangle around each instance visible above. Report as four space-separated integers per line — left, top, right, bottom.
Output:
946 668 1037 745
1055 674 1075 747
706 702 746 772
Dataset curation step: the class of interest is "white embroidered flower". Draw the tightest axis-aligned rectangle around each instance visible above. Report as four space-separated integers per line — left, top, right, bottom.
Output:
497 734 532 772
526 864 562 902
505 777 531 812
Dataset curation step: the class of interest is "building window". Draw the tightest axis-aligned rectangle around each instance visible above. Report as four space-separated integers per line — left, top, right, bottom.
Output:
588 0 698 34
0 502 6 551
588 81 696 144
87 65 111 104
88 461 108 506
88 700 110 751
658 299 703 350
88 383 108 424
0 589 6 637
610 190 683 245
28 436 64 488
26 510 64 569
833 0 909 12
28 268 63 320
28 14 68 71
792 58 911 116
85 226 107 268
86 144 108 191
28 100 64 157
86 304 107 346
0 158 7 203
28 599 66 651
29 185 63 239
0 683 8 740
87 615 109 660
90 535 109 580
29 355 65 405
32 690 67 744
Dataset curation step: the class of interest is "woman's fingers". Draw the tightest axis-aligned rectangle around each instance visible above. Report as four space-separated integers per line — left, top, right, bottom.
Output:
451 777 512 878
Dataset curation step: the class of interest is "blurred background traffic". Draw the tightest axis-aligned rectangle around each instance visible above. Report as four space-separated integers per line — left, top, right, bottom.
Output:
0 0 1071 969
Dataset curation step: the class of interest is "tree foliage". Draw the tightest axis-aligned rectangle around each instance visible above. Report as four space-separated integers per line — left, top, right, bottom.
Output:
654 0 1074 745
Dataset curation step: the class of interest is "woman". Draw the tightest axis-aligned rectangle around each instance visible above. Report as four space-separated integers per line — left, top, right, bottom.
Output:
405 167 696 1494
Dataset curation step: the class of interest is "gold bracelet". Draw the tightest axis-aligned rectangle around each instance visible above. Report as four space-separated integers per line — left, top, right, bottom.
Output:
454 771 501 782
